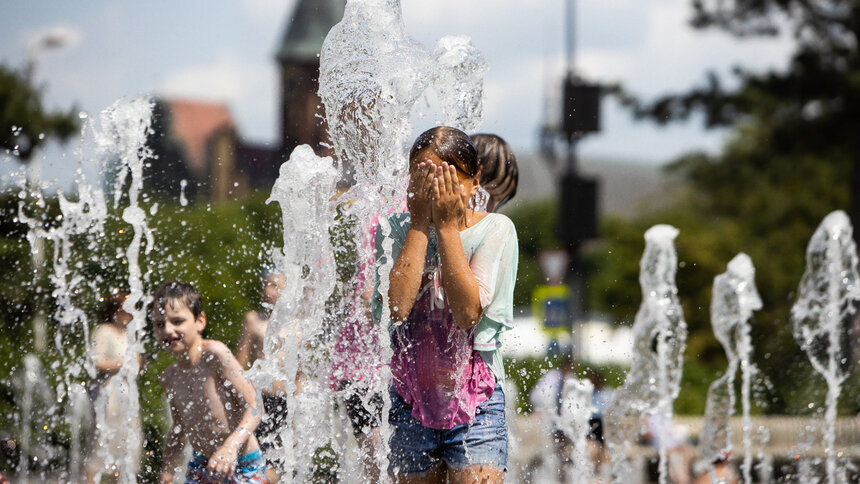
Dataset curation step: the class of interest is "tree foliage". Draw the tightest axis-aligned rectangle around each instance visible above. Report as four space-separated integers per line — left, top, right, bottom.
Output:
0 64 78 161
598 0 860 414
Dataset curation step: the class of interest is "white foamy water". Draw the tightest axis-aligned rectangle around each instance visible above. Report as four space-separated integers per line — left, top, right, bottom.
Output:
250 144 339 480
559 377 595 484
17 98 154 483
315 0 488 480
94 98 155 483
701 253 762 482
791 210 860 484
604 224 687 484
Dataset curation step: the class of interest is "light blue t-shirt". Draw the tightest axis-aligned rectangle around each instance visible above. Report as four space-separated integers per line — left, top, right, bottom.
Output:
372 212 518 382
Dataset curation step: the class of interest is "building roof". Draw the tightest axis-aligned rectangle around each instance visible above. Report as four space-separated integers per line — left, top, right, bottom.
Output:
166 99 235 177
276 0 346 63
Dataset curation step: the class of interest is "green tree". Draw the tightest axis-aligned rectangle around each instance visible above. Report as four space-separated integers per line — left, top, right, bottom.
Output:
0 63 78 161
602 0 860 414
503 199 562 307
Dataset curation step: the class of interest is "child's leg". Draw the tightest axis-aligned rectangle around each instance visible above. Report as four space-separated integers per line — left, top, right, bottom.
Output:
447 464 504 484
393 465 445 484
388 388 444 481
440 384 507 484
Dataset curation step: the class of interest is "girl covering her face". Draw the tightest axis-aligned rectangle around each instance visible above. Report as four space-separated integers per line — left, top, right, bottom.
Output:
374 126 518 484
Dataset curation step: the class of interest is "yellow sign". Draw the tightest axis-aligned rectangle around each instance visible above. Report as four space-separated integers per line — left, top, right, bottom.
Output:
531 284 571 337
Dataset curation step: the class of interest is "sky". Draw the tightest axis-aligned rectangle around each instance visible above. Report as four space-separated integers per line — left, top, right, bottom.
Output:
1 0 794 190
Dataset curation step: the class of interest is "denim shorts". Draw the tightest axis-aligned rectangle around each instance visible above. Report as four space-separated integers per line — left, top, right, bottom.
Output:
388 383 508 476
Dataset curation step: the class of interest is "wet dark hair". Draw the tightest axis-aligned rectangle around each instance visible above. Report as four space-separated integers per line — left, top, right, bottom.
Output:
101 290 129 324
471 133 518 209
152 280 203 320
409 126 479 178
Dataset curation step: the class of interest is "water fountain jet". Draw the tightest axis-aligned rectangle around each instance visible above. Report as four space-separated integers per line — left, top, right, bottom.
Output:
791 210 860 484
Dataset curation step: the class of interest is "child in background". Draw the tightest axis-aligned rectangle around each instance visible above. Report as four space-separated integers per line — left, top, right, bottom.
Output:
470 133 519 213
376 126 518 483
331 217 386 482
236 270 291 483
86 291 142 484
152 281 264 484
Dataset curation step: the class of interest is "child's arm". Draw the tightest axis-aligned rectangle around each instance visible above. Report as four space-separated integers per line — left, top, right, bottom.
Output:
388 162 435 322
433 163 483 330
159 373 186 484
207 342 262 478
235 312 256 370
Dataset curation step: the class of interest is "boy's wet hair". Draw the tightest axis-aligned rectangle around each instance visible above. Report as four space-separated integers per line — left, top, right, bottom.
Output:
409 126 479 178
152 280 203 320
471 133 518 209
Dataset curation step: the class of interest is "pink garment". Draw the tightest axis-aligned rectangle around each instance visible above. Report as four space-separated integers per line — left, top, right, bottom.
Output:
391 283 496 430
330 217 383 389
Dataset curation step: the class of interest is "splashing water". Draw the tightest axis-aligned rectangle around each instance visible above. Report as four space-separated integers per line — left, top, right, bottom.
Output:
179 179 188 206
604 225 687 484
94 98 155 483
15 355 52 482
317 0 487 479
470 186 490 213
248 144 339 480
791 210 860 484
17 98 154 482
559 377 595 484
701 253 762 482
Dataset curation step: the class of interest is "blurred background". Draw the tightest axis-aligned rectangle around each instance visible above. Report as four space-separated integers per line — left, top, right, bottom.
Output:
1 0 859 481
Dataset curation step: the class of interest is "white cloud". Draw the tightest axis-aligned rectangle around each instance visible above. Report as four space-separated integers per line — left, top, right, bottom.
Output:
241 0 297 31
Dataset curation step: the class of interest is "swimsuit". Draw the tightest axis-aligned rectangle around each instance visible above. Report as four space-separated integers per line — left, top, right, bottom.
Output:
185 449 266 484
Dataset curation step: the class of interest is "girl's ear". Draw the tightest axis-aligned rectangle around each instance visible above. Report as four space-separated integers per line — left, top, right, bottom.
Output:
469 168 482 198
197 312 207 334
468 180 480 198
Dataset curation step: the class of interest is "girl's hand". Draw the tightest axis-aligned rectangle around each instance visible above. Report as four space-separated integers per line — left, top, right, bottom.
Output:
431 163 466 229
207 445 238 481
407 162 434 230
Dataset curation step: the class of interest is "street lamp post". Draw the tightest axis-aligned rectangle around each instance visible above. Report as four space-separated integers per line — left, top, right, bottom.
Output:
24 27 74 353
545 0 602 359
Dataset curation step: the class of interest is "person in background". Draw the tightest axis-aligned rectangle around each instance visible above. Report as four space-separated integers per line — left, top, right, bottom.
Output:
528 341 576 483
331 219 386 482
641 410 694 484
586 369 613 481
470 133 518 213
236 270 294 483
86 291 142 484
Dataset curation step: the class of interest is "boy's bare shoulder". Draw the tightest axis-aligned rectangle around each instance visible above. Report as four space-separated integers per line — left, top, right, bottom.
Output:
242 311 267 337
244 309 263 324
200 339 237 365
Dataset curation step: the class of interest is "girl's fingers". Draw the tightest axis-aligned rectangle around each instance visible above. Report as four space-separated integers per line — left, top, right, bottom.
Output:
445 163 453 194
418 163 432 196
432 176 441 201
425 164 437 194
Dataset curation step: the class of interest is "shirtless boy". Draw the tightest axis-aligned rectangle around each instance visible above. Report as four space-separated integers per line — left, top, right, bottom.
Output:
152 281 265 483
